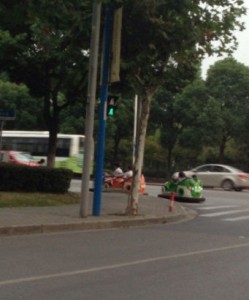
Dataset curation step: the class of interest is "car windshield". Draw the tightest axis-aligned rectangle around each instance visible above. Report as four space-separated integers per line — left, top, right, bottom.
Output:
22 153 34 160
15 152 33 162
194 166 212 172
193 165 245 173
228 166 245 173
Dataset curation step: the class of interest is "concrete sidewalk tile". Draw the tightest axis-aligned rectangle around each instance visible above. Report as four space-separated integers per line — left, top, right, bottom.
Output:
0 192 196 236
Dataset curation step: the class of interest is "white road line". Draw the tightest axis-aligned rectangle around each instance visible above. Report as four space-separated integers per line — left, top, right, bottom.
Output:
199 208 249 217
1 243 249 286
198 205 238 210
223 215 249 222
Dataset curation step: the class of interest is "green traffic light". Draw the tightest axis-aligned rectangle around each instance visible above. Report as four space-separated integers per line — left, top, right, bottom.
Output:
108 107 114 116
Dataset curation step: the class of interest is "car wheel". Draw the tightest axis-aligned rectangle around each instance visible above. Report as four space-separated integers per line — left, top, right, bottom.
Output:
221 179 234 191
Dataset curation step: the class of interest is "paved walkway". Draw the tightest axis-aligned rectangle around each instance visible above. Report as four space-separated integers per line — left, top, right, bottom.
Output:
0 192 197 236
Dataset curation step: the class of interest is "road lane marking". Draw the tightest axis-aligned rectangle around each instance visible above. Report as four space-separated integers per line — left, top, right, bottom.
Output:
1 242 249 286
223 215 249 221
199 208 249 217
198 205 238 210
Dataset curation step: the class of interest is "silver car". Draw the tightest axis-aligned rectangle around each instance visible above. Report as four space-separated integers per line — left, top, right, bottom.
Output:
180 164 249 191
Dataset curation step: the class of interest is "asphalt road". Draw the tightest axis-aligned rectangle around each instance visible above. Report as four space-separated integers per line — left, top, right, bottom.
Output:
1 184 249 299
69 179 162 195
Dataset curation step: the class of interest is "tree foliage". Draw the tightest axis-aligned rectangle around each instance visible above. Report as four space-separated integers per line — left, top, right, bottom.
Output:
0 1 248 213
119 0 246 215
0 78 43 130
205 57 249 162
150 58 249 172
0 0 93 166
105 96 134 165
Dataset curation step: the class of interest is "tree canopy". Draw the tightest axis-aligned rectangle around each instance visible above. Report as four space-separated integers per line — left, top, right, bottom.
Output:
118 0 246 214
0 1 248 214
0 0 93 166
205 57 249 162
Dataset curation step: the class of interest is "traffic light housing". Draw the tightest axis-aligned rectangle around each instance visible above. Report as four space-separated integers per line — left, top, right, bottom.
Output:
107 95 118 117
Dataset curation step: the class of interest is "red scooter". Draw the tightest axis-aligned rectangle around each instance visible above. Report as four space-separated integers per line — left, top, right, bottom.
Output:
103 173 146 194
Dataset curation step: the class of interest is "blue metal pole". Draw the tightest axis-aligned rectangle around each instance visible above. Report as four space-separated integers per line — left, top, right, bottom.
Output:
93 4 114 216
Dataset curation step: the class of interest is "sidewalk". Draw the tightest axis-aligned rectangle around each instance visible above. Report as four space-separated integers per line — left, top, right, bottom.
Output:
0 192 197 236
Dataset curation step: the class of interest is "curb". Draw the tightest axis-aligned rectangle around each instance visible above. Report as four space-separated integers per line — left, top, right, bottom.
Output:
0 213 194 236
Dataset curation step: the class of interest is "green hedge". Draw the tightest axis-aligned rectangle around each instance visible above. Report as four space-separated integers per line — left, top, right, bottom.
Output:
0 163 73 193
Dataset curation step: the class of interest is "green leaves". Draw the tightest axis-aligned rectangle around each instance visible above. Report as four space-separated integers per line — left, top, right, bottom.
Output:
0 79 43 130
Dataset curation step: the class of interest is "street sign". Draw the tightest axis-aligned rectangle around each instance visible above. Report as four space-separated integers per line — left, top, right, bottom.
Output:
0 109 16 121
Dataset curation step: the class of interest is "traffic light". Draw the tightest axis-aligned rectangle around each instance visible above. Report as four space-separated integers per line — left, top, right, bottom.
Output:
107 95 118 117
108 106 115 116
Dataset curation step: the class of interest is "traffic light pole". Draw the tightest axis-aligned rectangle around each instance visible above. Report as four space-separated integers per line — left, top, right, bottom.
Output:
93 4 114 216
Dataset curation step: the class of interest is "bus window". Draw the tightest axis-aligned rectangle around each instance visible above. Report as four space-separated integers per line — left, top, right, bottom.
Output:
2 131 85 174
56 138 70 157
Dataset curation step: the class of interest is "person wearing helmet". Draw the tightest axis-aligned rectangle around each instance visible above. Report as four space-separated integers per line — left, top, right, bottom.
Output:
163 173 178 192
113 162 123 177
123 165 133 179
178 171 187 182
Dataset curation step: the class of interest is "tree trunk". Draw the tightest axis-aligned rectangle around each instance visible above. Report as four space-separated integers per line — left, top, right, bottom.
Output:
218 136 227 164
47 126 58 167
126 90 154 216
44 90 60 168
166 147 173 179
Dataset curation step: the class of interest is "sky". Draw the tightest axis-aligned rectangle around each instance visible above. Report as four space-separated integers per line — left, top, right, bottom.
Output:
201 0 249 78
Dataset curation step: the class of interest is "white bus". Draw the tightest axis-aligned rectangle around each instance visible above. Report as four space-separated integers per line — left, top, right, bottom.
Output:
1 131 85 174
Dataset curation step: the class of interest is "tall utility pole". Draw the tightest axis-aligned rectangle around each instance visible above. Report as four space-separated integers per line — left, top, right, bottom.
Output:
80 3 101 218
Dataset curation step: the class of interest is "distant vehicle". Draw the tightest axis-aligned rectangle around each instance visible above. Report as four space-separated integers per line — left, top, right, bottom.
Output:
160 175 205 203
1 131 86 174
0 150 40 167
176 164 249 191
103 173 146 194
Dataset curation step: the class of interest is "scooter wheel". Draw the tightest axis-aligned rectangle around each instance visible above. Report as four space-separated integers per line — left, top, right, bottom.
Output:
123 182 131 192
104 183 110 189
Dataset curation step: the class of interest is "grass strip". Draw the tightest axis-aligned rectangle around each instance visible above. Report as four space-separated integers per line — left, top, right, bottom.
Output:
0 192 80 208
